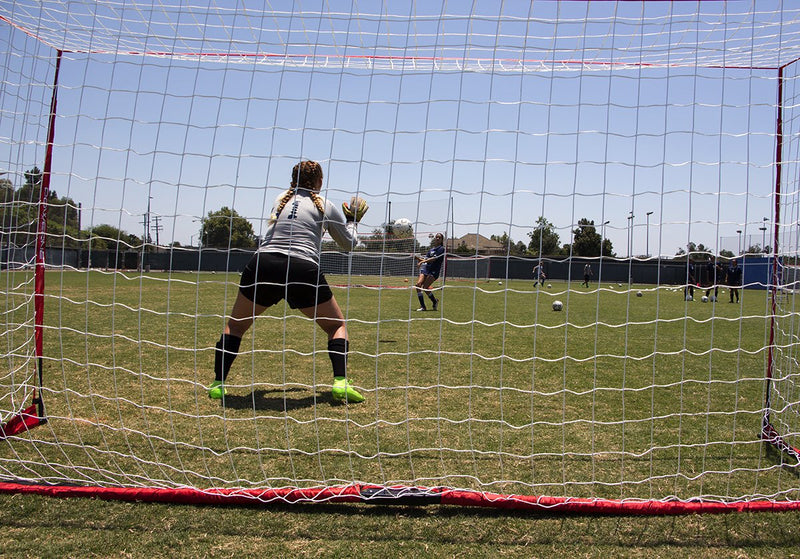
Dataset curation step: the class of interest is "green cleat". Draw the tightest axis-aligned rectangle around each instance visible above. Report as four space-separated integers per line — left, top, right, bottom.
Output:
208 380 226 400
332 377 365 403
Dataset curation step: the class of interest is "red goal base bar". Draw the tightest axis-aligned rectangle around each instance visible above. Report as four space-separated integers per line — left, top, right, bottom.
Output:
0 482 798 514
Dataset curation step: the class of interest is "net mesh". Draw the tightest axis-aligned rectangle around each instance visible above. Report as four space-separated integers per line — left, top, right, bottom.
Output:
0 1 799 506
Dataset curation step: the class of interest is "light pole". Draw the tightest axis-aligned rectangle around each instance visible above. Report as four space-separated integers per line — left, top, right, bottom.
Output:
601 220 610 257
193 218 203 249
627 212 634 259
736 229 742 255
759 225 767 253
141 196 153 272
646 211 653 258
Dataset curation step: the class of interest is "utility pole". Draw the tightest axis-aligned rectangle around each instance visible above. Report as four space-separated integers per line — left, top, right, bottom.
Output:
152 215 163 247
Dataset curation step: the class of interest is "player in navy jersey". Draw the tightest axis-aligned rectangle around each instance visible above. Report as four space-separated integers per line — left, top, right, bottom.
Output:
727 258 743 303
533 262 547 287
208 160 368 404
684 259 696 299
414 233 446 311
704 256 724 299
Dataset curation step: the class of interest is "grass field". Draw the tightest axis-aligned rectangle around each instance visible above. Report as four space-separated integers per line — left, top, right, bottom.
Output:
1 269 798 508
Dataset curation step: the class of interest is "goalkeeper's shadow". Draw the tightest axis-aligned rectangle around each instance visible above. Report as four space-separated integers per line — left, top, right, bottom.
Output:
220 388 320 412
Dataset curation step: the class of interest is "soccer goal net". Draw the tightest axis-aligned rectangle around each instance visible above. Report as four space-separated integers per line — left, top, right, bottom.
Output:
1 1 799 512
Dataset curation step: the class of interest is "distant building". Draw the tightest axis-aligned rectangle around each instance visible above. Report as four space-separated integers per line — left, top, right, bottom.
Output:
446 233 505 255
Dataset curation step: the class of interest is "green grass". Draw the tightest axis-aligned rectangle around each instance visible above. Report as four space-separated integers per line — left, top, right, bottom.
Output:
1 493 799 558
1 270 800 555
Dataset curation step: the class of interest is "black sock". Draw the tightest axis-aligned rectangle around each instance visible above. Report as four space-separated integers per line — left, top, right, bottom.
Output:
214 334 242 382
328 338 348 378
417 293 426 308
428 292 437 303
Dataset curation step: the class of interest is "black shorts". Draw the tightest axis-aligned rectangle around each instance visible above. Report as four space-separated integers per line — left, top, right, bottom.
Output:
239 252 333 309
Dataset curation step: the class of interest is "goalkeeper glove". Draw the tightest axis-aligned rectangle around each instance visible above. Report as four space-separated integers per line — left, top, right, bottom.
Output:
342 196 369 222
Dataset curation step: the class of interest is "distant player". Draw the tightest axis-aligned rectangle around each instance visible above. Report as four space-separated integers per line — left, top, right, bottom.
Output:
414 233 445 311
533 262 547 287
704 256 723 299
207 160 368 404
582 263 593 288
727 258 743 303
684 259 696 299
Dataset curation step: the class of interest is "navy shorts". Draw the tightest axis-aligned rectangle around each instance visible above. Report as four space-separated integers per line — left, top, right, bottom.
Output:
239 252 333 309
420 265 440 280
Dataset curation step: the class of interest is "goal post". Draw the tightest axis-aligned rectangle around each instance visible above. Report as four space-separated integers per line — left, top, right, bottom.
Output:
1 2 800 512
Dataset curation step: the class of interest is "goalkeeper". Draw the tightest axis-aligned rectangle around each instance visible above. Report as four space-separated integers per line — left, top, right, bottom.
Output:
208 160 369 404
414 232 445 311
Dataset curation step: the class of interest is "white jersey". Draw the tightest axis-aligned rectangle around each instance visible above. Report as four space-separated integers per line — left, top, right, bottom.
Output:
257 189 358 265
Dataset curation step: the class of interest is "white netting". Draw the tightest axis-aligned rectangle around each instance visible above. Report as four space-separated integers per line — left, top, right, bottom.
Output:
1 1 799 506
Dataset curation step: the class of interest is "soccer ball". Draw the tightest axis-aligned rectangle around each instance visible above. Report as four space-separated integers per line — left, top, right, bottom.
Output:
686 295 694 301
552 300 563 311
392 217 413 235
701 295 709 303
710 296 717 302
547 283 552 288
636 291 643 297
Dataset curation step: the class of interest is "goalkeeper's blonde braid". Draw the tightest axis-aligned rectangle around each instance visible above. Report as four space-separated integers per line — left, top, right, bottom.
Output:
272 190 294 221
272 161 325 220
309 191 325 215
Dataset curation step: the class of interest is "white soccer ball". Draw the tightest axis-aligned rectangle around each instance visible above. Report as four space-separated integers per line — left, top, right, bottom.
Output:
498 281 503 285
547 283 552 288
636 291 643 297
552 300 563 311
392 217 413 235
710 296 717 302
686 295 694 301
701 295 709 303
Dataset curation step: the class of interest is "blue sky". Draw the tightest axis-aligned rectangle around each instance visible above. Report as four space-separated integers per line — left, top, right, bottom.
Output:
1 1 799 256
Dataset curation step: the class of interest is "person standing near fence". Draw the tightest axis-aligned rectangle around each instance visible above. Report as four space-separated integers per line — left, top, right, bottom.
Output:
705 255 723 300
582 263 593 288
684 259 696 299
727 258 743 303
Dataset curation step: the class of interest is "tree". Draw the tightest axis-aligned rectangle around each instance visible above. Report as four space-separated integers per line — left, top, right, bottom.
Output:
87 224 141 252
571 219 603 256
45 193 81 247
3 166 82 247
0 177 13 204
0 177 14 236
746 243 768 254
454 241 473 255
675 242 713 260
527 217 562 256
200 207 256 248
490 233 527 256
354 221 419 253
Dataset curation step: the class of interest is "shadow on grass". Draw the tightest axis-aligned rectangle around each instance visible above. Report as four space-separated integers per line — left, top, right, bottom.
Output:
219 388 325 411
765 442 800 478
